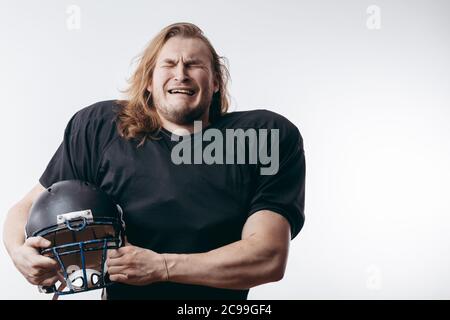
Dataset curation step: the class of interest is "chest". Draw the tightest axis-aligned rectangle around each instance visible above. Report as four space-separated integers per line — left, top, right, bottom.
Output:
95 138 256 247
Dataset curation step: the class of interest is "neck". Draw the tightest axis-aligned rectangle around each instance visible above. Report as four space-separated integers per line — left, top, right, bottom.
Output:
158 110 210 135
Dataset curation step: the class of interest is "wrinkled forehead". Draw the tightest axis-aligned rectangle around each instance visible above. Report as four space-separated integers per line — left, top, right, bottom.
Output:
157 36 213 65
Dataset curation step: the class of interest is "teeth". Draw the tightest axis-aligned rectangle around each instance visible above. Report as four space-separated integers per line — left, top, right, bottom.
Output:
169 89 194 96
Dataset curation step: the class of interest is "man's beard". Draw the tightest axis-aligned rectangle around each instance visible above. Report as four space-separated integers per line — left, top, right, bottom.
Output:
154 99 210 125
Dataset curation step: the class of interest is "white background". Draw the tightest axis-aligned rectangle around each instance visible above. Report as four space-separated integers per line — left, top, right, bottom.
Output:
1 0 450 299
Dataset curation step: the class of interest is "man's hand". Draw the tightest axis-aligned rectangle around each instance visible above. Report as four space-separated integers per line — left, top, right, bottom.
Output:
12 236 64 287
106 240 168 286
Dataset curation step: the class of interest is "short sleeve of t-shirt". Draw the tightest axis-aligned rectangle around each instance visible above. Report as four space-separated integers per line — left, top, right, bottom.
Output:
247 114 306 240
39 101 118 188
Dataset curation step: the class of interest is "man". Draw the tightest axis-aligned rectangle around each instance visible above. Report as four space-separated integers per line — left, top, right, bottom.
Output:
3 22 305 299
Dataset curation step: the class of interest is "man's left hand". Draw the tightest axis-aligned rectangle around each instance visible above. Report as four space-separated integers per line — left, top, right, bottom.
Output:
106 241 167 286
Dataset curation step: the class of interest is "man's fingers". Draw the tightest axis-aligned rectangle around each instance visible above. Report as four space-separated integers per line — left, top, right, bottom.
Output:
107 249 124 259
107 266 128 275
31 255 59 270
106 255 126 267
109 274 128 282
31 269 59 285
38 274 61 287
57 271 65 283
25 236 51 249
26 259 60 281
38 272 67 295
32 268 59 279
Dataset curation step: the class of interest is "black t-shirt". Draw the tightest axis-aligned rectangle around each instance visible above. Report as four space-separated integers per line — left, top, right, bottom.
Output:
39 100 306 300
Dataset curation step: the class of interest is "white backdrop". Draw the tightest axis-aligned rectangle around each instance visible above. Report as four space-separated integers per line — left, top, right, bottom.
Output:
1 0 450 299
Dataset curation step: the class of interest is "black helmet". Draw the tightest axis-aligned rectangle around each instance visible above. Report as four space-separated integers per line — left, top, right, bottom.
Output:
26 180 125 297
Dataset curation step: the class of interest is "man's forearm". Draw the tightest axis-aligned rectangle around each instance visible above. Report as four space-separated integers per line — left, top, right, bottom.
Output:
3 184 45 257
3 201 30 256
162 236 286 290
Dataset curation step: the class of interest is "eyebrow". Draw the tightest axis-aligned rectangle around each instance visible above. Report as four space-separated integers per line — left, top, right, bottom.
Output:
160 58 206 65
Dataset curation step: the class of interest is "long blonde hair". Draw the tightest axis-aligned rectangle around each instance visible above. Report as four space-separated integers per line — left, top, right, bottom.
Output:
116 22 230 146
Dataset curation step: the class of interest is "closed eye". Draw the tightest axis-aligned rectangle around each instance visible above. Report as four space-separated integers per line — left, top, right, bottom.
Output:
159 59 176 68
160 63 176 68
186 63 204 68
159 58 207 69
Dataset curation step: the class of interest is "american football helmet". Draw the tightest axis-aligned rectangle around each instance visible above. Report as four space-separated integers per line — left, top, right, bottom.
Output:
25 180 125 297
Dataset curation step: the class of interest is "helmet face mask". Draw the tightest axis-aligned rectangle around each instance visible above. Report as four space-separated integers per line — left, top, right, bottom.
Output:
26 180 125 297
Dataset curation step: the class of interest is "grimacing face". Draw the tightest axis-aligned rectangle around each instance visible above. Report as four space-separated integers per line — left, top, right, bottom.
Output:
149 36 219 125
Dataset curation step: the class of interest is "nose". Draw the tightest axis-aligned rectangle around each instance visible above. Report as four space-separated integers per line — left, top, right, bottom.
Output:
174 62 189 82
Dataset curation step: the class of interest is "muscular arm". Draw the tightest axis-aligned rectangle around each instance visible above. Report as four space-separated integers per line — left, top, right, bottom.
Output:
3 183 65 289
163 210 291 290
3 183 46 256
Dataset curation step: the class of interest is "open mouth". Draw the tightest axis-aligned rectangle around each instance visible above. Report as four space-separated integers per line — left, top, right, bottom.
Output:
168 88 195 96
